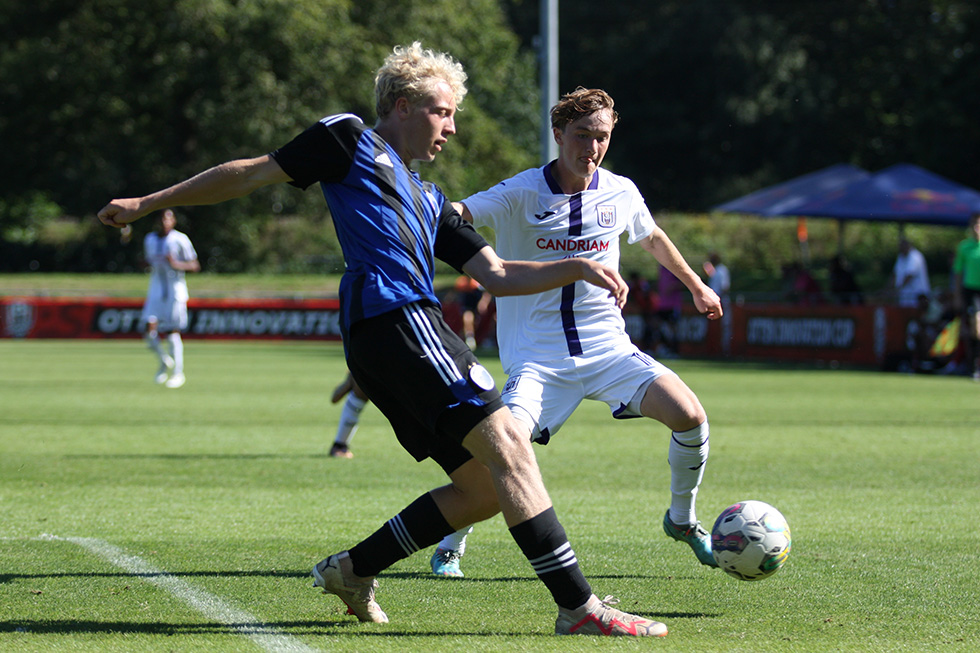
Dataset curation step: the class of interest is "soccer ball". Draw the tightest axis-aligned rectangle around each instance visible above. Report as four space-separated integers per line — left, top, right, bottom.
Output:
711 500 791 581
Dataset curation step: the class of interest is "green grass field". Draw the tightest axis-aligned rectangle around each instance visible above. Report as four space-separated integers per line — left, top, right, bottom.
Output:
1 340 978 652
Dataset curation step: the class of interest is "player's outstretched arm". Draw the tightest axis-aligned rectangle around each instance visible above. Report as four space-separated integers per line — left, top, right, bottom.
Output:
462 246 628 308
640 226 723 320
97 155 292 228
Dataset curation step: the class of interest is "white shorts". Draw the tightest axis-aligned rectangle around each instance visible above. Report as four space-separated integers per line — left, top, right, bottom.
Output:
141 296 188 332
501 344 675 443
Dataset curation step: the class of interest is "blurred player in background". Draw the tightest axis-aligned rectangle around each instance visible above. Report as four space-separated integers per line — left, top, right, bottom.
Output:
952 213 980 380
440 87 723 575
328 370 369 458
98 44 664 636
141 209 199 389
453 275 490 350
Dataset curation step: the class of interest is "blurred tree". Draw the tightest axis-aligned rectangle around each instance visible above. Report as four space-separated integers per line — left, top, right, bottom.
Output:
513 0 980 211
0 0 536 271
3 0 977 277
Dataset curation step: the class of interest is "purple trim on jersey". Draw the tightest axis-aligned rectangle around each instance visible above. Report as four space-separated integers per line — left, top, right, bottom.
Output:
560 187 587 356
568 192 583 237
542 161 601 196
544 161 563 194
561 283 582 356
542 160 603 357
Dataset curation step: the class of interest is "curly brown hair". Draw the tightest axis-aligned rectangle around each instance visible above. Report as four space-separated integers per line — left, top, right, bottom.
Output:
549 87 619 131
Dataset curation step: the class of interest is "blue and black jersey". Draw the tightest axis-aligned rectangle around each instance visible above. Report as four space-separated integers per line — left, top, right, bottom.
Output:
271 114 487 335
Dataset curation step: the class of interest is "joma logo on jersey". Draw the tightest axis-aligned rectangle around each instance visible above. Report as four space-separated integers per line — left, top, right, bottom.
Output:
597 205 616 227
536 238 610 253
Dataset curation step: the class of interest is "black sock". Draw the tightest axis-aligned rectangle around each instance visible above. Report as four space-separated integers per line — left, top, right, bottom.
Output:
348 493 454 578
509 507 592 610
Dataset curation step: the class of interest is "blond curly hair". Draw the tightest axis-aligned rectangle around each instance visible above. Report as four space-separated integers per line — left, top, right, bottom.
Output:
374 42 468 119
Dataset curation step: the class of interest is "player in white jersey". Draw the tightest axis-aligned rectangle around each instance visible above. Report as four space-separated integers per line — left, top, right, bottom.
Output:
432 88 724 573
141 209 200 388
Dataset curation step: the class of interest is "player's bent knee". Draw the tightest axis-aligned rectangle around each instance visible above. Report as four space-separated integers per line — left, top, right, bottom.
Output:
462 410 534 471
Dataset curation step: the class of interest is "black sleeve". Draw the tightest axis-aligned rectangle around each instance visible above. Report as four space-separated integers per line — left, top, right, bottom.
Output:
270 115 365 190
434 201 489 273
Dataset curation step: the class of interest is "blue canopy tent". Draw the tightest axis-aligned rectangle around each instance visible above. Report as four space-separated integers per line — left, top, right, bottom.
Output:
715 163 980 226
713 163 871 216
786 163 980 227
714 163 980 255
713 163 871 259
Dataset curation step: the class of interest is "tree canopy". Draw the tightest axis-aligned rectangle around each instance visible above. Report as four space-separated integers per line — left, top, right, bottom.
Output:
538 0 980 211
2 0 977 276
0 0 537 270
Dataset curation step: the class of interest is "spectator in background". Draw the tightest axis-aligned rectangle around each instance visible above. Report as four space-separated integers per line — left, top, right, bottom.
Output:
141 209 200 389
453 275 490 350
904 290 955 373
783 262 824 305
891 238 930 307
652 265 684 356
828 254 863 305
624 271 655 350
952 213 980 380
702 252 730 301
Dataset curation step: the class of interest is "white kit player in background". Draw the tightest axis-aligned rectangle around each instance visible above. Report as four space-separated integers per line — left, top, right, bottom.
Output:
142 209 200 388
433 88 724 575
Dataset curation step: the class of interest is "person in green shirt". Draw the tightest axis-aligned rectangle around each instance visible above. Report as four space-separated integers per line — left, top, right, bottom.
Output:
952 213 980 380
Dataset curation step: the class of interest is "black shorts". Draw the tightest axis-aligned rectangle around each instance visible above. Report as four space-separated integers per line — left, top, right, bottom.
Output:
962 288 980 316
346 300 505 474
461 289 483 313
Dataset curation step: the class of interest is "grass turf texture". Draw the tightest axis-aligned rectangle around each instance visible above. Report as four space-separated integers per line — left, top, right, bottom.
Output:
1 340 978 652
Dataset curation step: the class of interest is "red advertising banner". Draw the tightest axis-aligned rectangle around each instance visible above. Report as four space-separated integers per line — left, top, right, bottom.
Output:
2 295 920 367
0 296 343 341
677 303 918 366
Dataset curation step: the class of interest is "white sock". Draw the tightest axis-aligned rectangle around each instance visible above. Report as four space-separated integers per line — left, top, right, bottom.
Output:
145 333 166 361
438 525 474 553
334 393 367 446
668 421 709 527
167 333 184 375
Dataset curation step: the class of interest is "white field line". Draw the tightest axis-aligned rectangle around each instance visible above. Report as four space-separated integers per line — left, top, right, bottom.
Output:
38 534 318 653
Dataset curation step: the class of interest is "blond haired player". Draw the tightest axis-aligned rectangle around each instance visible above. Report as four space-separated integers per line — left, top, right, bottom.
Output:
99 46 665 637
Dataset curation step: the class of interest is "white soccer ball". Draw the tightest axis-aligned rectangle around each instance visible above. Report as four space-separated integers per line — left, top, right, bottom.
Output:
711 500 791 581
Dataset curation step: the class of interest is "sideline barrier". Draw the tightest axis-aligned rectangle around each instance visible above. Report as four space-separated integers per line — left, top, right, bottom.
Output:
0 296 343 340
675 302 917 366
2 295 918 367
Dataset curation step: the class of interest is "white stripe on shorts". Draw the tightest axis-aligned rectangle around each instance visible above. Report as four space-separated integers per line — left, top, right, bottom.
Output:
401 302 463 387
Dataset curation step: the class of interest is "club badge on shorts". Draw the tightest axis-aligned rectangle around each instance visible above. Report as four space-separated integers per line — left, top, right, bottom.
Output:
468 363 495 392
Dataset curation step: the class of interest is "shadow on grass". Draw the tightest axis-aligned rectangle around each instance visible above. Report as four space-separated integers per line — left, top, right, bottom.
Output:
3 569 710 584
62 453 340 460
0 619 361 635
0 569 310 583
2 615 718 636
3 570 721 627
385 570 708 583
